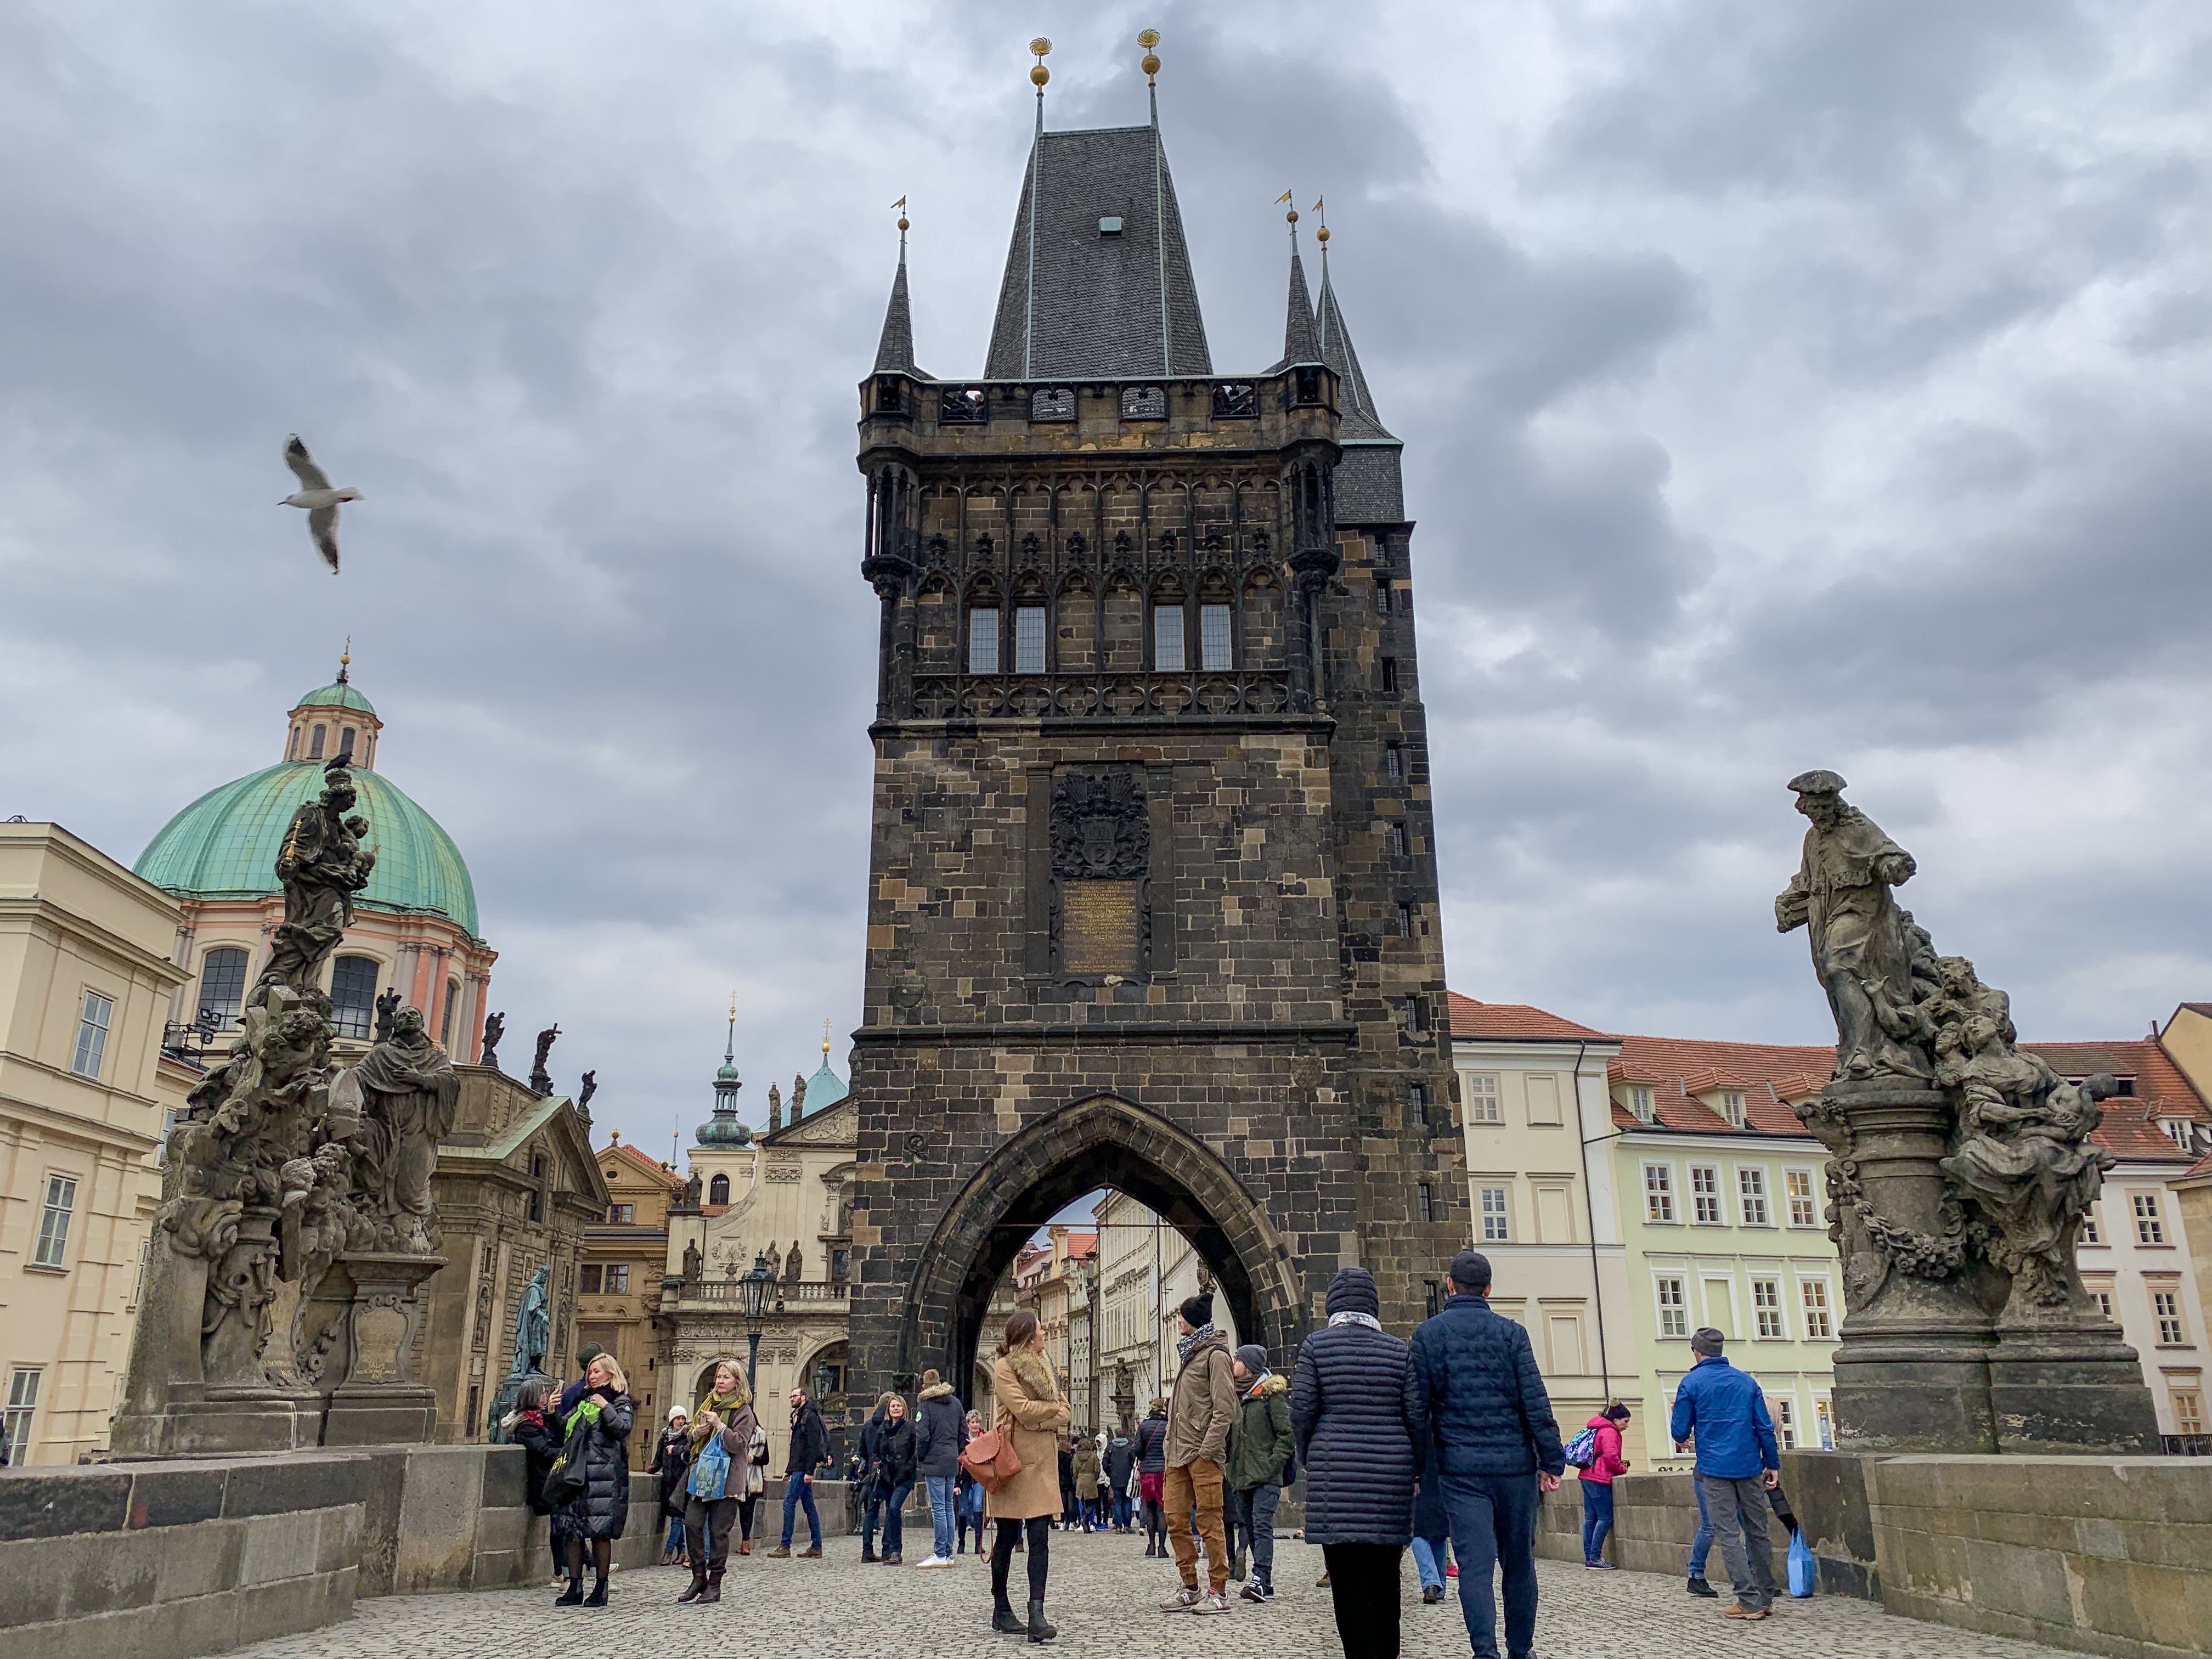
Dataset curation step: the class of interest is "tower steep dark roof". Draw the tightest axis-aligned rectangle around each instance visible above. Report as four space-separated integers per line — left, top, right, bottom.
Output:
1279 248 1323 368
985 125 1212 379
1314 254 1406 522
873 242 924 376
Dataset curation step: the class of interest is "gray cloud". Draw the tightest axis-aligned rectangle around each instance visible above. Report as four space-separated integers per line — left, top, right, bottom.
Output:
0 0 2203 1156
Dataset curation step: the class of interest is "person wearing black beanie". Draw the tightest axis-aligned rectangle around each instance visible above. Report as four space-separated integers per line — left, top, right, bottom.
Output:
1158 1290 1237 1614
1293 1266 1418 1656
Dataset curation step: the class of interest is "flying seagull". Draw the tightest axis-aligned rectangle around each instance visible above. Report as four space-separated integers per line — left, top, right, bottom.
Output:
279 435 361 574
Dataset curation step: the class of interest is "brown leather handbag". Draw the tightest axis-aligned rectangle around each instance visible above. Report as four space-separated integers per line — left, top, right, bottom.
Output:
959 1426 1024 1493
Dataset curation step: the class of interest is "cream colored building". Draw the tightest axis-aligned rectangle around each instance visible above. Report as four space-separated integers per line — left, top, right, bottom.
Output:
662 1034 856 1469
1091 1188 1240 1432
0 822 194 1464
1448 995 1639 1459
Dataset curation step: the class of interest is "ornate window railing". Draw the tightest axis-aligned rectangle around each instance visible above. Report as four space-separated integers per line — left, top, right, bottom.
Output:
680 1278 849 1305
911 670 1291 721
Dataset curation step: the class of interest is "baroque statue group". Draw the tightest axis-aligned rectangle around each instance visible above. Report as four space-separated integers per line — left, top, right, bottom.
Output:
1775 770 2155 1451
117 756 461 1453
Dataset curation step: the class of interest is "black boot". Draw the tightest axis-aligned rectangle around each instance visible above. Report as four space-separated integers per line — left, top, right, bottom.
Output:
677 1570 707 1604
698 1568 723 1606
1688 1576 1719 1598
582 1577 608 1607
862 1541 878 1563
992 1599 1025 1635
554 1578 584 1607
1028 1598 1057 1643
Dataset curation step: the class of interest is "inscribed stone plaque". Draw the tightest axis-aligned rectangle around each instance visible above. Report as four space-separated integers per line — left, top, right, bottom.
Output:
1062 880 1141 974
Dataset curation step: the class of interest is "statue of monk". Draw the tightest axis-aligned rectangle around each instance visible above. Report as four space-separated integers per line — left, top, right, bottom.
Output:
346 1005 460 1254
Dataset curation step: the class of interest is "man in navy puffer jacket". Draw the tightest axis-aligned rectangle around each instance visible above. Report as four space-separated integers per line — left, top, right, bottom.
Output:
1406 1251 1565 1659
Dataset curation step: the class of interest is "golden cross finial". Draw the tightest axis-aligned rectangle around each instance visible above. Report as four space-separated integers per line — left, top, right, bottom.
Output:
822 1017 832 1056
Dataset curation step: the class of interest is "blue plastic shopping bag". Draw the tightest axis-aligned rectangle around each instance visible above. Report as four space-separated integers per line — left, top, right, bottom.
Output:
1787 1528 1816 1598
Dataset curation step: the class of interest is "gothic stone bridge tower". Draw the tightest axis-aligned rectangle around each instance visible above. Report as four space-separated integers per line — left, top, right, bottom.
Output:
845 84 1462 1398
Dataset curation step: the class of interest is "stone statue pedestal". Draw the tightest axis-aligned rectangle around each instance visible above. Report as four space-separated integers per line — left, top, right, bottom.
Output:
1989 1322 2160 1454
320 1251 447 1447
1819 1081 2000 1453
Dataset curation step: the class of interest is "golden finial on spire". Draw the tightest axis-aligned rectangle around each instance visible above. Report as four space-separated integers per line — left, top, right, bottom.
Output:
729 989 738 1018
336 635 352 684
1313 196 1329 246
1138 27 1161 82
1030 36 1051 87
891 195 909 234
822 1017 832 1056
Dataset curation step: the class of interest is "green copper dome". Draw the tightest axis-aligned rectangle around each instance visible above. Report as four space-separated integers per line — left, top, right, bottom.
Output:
136 761 479 936
294 681 376 714
804 1057 848 1112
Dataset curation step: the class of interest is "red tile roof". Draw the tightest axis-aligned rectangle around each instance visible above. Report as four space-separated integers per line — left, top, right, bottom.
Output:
1448 992 1609 1042
1451 994 2208 1158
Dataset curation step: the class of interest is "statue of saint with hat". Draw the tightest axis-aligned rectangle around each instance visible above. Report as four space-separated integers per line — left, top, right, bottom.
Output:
1775 770 1932 1082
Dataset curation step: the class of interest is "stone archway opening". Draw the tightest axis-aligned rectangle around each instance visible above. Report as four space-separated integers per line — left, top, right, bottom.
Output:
895 1094 1304 1408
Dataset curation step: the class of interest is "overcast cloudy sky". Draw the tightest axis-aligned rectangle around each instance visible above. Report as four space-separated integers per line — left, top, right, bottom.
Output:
2 1 2204 1156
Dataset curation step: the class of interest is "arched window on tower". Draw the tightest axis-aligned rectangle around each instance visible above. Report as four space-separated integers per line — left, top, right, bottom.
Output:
287 726 301 759
337 727 356 760
441 980 459 1047
330 955 379 1040
197 946 249 1031
708 1172 730 1206
309 724 326 758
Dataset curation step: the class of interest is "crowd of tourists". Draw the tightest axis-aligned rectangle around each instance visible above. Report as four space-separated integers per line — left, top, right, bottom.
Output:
506 1248 1793 1656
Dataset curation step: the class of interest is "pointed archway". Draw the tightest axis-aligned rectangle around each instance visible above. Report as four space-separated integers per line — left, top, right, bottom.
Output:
893 1094 1306 1397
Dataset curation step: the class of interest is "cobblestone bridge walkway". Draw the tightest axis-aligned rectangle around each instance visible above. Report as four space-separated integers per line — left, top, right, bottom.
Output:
230 1528 2060 1658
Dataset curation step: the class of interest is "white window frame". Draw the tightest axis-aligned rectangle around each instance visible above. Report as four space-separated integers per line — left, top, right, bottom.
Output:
1198 603 1233 672
1152 604 1187 673
968 607 1001 674
4 1368 41 1463
2151 1285 2190 1346
1013 605 1047 674
32 1173 78 1269
1628 1085 1654 1122
1799 1276 1833 1340
1774 1394 1798 1447
71 989 114 1080
2132 1192 2166 1246
2080 1203 2103 1246
1720 1090 1746 1128
1479 1186 1511 1243
1751 1276 1786 1339
1654 1275 1688 1339
1738 1165 1771 1227
1644 1162 1677 1223
1690 1165 1723 1226
1785 1167 1820 1228
1462 1072 1502 1125
1814 1395 1835 1449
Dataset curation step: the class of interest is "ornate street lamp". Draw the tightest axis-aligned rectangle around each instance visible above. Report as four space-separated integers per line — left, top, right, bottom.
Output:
740 1253 776 1389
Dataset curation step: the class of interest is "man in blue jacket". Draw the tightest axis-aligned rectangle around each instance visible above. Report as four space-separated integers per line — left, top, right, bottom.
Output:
1668 1328 1780 1619
1406 1251 1565 1659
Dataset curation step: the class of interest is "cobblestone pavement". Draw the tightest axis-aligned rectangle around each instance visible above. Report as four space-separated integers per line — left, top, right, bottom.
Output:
232 1529 2061 1658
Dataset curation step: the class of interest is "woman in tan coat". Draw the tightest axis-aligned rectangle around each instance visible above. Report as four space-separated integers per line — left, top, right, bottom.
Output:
986 1310 1069 1642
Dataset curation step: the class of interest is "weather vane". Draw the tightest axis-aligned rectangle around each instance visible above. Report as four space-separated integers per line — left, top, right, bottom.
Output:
1139 29 1160 84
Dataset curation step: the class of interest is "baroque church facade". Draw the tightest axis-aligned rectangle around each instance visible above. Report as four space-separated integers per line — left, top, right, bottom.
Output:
843 59 1464 1397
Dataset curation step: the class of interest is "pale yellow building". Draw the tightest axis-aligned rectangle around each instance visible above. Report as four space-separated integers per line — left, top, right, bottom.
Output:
1448 995 1640 1459
1091 1189 1240 1432
0 822 194 1464
662 1031 857 1468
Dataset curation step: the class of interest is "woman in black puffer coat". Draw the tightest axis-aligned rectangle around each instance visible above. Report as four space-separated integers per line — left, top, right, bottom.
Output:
555 1353 635 1608
1291 1266 1418 1659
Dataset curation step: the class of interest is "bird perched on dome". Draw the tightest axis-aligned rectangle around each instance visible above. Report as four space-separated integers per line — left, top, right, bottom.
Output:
279 434 362 573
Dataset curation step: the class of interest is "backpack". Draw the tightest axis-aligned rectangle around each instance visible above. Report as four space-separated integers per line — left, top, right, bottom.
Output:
1562 1425 1599 1469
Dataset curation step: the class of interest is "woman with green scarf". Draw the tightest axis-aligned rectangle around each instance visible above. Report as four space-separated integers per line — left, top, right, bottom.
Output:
676 1361 757 1605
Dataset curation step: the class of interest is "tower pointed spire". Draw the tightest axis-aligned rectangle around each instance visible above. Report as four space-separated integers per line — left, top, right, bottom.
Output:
1307 223 1406 521
1314 238 1394 443
872 205 922 376
1279 206 1322 368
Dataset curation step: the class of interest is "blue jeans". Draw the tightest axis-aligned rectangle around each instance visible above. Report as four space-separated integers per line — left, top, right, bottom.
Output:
1440 1470 1540 1659
663 1514 685 1553
1689 1477 1714 1578
1113 1489 1132 1529
1581 1480 1615 1562
881 1478 916 1555
1410 1534 1451 1591
780 1477 821 1548
926 1474 957 1559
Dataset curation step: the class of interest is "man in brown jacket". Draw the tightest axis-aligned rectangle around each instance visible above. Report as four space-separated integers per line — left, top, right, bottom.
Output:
1160 1292 1239 1615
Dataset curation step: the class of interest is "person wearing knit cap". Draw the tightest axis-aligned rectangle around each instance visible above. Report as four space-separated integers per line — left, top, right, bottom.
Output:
1406 1251 1566 1659
1158 1289 1238 1615
1293 1266 1420 1655
1224 1342 1294 1602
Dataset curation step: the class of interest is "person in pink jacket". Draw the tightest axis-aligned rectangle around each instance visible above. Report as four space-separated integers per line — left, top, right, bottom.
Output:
1579 1402 1632 1567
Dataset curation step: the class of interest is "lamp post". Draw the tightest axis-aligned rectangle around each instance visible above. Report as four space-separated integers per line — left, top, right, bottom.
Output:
740 1253 775 1391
